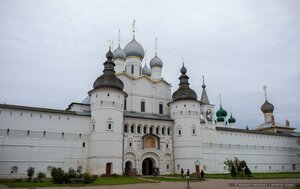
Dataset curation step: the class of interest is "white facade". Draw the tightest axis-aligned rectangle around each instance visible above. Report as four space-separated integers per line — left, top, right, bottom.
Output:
0 32 299 178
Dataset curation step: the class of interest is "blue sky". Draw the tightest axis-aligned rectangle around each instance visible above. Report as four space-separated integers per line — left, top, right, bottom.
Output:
0 0 299 130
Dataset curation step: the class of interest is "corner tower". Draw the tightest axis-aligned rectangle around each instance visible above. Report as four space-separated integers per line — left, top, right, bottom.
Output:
88 48 127 175
169 64 202 174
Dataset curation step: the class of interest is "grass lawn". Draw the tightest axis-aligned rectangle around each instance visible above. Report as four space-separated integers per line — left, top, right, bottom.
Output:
147 172 300 181
0 176 154 188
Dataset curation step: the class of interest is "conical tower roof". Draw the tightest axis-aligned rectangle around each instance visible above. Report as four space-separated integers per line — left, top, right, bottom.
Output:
200 76 210 105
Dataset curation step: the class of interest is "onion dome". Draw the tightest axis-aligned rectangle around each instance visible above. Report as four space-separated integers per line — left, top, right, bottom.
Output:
217 116 225 122
124 38 145 59
93 49 124 91
150 55 163 68
142 63 151 76
261 100 274 113
113 47 126 60
228 114 236 123
216 106 227 117
172 64 197 102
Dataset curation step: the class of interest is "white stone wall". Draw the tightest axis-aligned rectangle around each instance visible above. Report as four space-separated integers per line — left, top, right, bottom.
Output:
201 126 300 173
0 107 90 178
118 74 171 115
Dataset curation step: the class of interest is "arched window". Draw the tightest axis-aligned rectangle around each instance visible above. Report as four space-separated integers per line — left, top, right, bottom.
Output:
143 126 147 134
11 166 18 174
131 125 135 133
131 65 134 74
167 127 170 135
162 127 165 135
124 125 128 133
156 127 159 135
107 118 113 130
149 127 153 134
137 125 141 134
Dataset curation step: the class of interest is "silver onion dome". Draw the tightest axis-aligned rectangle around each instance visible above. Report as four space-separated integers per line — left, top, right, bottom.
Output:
124 38 145 59
150 55 163 68
142 63 151 76
113 47 126 60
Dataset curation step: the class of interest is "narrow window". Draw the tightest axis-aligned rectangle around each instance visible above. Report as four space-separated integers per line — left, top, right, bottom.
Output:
141 100 145 112
79 133 82 138
62 132 64 138
108 123 112 130
167 165 170 169
166 144 169 148
192 129 195 135
156 127 159 135
6 128 9 136
150 127 153 134
178 130 181 135
124 98 127 110
137 126 141 134
82 142 85 147
159 103 163 114
131 125 134 133
131 65 134 74
129 142 132 147
107 93 109 96
124 125 128 133
143 126 147 134
167 127 170 135
27 130 30 136
162 128 165 135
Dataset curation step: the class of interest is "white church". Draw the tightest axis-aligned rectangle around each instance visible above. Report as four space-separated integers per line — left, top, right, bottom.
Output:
0 25 299 178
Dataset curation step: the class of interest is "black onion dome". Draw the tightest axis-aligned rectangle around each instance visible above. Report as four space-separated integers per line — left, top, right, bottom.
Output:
93 49 124 91
172 64 197 101
261 100 274 113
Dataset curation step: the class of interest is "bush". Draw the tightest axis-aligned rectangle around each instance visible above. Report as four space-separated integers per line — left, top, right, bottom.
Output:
68 168 78 179
225 157 252 178
244 166 252 176
35 171 46 182
51 167 67 184
230 164 237 177
27 167 35 181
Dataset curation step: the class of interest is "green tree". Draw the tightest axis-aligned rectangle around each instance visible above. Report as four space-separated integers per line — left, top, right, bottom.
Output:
27 167 35 181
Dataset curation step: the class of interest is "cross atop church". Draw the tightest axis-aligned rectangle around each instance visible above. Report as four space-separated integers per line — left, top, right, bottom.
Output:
263 85 268 100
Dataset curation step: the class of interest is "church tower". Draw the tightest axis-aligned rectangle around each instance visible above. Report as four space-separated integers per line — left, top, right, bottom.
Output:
261 85 275 124
150 38 163 80
124 20 145 77
113 29 126 73
169 64 202 174
88 48 127 175
199 76 215 127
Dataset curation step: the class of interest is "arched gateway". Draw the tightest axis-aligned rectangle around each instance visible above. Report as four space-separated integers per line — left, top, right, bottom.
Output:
142 158 156 175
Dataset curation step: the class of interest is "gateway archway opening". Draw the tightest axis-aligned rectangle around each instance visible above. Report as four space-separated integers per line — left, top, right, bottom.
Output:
142 158 155 175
